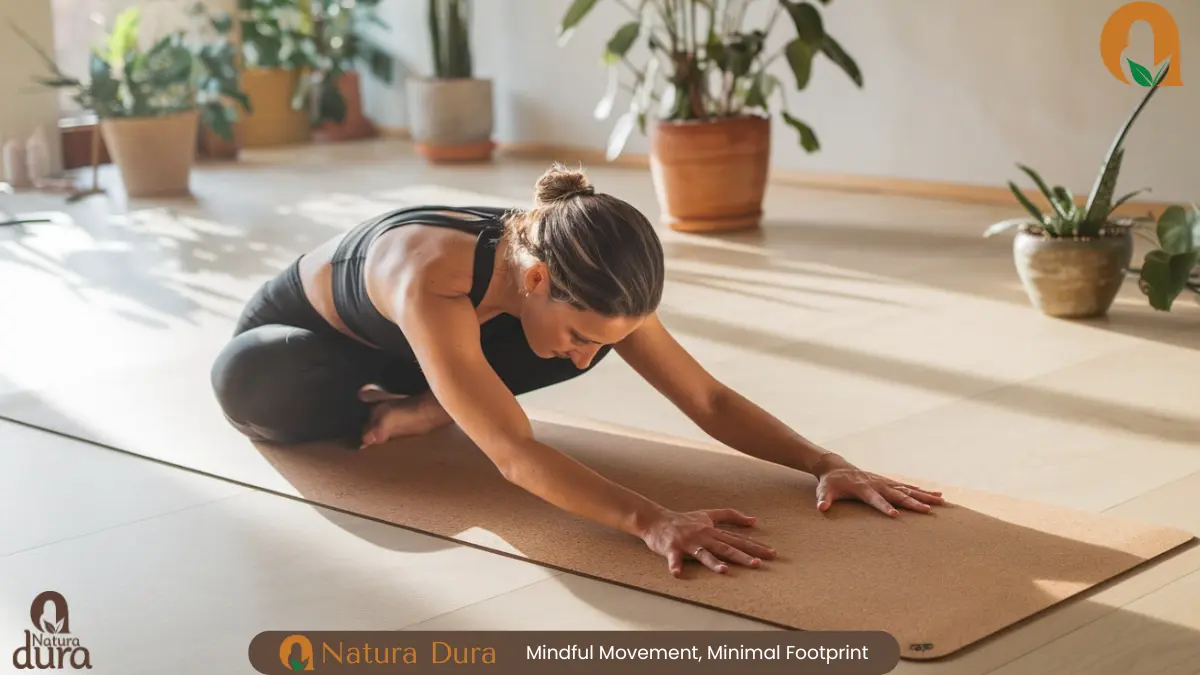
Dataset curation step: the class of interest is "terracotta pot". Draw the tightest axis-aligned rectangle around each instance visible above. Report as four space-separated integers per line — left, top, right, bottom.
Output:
649 114 771 232
240 68 311 148
313 71 377 143
197 121 244 161
99 110 199 198
406 77 495 163
1013 227 1133 318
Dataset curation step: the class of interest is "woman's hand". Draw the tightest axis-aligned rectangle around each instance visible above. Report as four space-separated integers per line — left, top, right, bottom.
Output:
640 508 777 577
812 452 946 516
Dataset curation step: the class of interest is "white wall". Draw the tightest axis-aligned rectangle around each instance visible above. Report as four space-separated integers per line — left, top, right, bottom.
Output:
0 0 62 178
364 0 1199 204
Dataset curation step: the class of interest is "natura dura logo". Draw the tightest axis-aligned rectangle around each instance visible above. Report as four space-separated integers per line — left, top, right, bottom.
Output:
12 591 93 670
280 635 315 671
1100 1 1183 86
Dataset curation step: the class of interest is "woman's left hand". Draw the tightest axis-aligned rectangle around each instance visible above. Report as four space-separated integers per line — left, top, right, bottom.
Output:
812 453 946 517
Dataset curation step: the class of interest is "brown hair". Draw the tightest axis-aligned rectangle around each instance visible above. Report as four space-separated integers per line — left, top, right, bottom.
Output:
504 163 664 317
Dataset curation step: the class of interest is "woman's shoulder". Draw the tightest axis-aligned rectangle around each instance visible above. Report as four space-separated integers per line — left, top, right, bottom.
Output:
370 214 492 299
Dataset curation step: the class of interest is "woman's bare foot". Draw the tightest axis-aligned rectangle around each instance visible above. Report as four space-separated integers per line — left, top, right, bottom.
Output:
360 391 452 448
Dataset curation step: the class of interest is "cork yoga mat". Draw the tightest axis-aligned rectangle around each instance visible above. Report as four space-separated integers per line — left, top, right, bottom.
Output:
248 418 1193 661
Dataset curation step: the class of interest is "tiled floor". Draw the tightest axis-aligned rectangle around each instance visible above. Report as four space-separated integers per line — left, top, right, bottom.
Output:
1 138 1198 674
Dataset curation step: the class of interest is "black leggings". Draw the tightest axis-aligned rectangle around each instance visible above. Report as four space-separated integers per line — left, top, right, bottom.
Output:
210 259 611 445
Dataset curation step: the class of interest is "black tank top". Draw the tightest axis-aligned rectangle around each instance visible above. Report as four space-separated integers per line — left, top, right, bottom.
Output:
329 204 509 357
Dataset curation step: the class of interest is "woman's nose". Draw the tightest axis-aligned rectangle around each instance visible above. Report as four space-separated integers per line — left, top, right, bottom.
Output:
572 345 601 370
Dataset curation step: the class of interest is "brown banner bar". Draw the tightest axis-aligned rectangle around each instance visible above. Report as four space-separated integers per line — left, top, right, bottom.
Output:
248 631 900 674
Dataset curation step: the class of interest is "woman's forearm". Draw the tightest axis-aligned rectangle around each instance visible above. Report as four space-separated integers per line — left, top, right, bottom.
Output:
499 436 668 538
698 386 834 475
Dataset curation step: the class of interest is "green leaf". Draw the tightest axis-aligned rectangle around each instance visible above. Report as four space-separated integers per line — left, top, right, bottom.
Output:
1154 59 1169 84
1015 164 1065 219
558 0 599 45
1156 205 1195 255
1052 186 1076 219
1110 187 1149 213
819 34 861 87
1008 181 1046 225
107 7 141 68
784 38 816 90
783 1 824 44
782 111 819 152
604 22 640 65
1127 58 1154 87
1140 249 1200 311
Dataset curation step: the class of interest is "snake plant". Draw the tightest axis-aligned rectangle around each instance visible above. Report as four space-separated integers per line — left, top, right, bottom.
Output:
429 0 473 79
985 61 1171 240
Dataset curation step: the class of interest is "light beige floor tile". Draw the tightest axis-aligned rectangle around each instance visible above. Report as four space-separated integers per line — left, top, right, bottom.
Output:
824 340 1200 514
0 489 560 675
405 573 777 632
0 419 246 557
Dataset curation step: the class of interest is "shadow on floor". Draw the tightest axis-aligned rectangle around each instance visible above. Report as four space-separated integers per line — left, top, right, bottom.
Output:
666 218 1200 352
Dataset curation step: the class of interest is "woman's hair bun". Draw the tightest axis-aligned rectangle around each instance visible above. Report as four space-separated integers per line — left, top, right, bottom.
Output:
534 162 595 207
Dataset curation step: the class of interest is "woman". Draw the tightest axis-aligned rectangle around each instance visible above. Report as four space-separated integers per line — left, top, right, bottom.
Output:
211 164 944 578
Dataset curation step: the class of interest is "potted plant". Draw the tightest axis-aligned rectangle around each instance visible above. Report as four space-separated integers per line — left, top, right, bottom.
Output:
302 0 397 142
236 0 321 147
406 0 495 162
559 0 862 232
983 63 1171 319
188 2 256 159
16 6 249 198
1137 203 1200 311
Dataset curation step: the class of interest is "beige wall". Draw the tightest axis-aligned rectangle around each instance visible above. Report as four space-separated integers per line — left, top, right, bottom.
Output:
0 0 61 177
364 0 1198 204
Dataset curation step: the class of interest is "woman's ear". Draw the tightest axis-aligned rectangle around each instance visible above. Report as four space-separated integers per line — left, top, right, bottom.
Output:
523 261 551 295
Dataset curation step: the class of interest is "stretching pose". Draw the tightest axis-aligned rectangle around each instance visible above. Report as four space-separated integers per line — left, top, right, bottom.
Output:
211 164 944 577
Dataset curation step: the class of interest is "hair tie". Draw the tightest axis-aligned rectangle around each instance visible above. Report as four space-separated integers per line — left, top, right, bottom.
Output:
572 186 596 199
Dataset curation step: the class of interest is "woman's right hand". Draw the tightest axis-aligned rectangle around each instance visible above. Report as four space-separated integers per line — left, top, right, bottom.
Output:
641 508 777 577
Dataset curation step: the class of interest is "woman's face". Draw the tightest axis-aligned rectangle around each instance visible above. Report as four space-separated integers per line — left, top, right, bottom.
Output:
518 264 644 370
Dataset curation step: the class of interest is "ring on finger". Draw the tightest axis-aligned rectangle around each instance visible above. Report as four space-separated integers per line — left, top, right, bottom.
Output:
692 547 705 557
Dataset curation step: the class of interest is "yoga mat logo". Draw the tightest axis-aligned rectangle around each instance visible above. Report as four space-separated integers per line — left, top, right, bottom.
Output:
280 634 316 671
11 591 94 670
1100 1 1183 86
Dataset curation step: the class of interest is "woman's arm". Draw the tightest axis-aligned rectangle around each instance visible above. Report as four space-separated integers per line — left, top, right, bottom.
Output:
613 314 832 475
396 281 666 537
615 314 944 515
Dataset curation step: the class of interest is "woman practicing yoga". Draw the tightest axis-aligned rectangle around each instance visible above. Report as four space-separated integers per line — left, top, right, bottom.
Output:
211 163 944 578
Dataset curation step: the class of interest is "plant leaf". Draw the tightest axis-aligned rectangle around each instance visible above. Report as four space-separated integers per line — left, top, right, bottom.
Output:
1156 204 1194 255
604 22 640 65
782 111 819 152
1127 58 1154 87
594 65 619 120
784 38 816 90
606 111 637 161
1110 187 1149 213
783 1 824 45
819 34 861 87
1016 164 1065 219
558 0 599 45
1082 61 1168 224
1140 249 1200 311
983 218 1033 238
1008 181 1046 225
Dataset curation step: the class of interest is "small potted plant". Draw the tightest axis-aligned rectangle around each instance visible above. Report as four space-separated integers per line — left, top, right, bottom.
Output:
16 6 250 197
559 0 862 232
1137 203 1200 311
983 63 1171 319
236 0 321 147
406 0 495 162
302 0 397 142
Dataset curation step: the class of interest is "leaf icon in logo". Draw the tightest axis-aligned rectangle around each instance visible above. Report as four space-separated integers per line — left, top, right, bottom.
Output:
288 657 309 671
1127 58 1155 86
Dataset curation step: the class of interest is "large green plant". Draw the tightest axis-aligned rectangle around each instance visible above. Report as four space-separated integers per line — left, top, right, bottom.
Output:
984 62 1170 241
12 5 250 142
302 0 397 127
428 0 473 79
557 0 863 160
1138 204 1200 311
237 0 320 70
